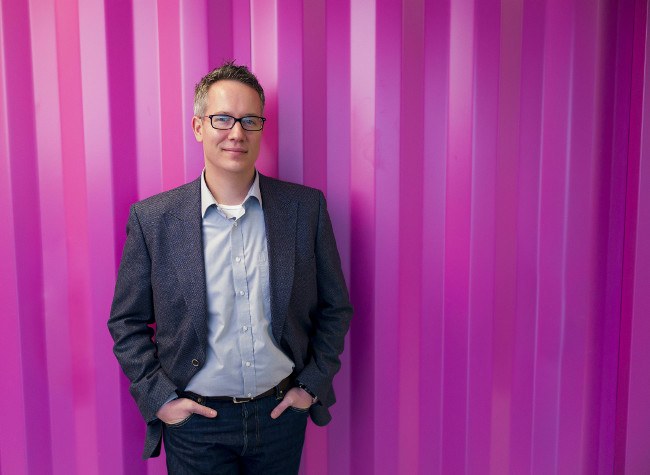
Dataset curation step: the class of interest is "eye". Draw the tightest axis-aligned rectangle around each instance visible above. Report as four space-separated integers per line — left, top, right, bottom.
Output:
241 117 259 127
213 115 232 123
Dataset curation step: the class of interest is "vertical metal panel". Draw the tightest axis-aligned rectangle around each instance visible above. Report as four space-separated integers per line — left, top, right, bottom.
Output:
618 0 650 473
349 0 377 473
0 0 648 473
0 3 29 472
325 2 352 473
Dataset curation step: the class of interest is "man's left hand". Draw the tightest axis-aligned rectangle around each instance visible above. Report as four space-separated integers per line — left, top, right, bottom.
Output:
270 387 313 419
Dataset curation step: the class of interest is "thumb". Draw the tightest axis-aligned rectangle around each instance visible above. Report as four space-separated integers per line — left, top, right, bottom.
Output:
190 401 217 418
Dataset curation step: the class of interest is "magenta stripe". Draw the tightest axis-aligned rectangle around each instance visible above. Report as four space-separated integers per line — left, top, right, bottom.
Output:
0 4 29 472
133 0 163 199
592 2 622 473
398 0 424 472
3 0 53 472
232 0 251 67
349 0 376 473
374 0 401 473
208 0 233 68
300 11 327 474
325 0 352 469
466 0 499 471
531 1 573 471
617 0 649 473
442 0 475 472
625 0 650 469
420 1 449 472
80 0 125 473
54 0 100 472
490 0 522 472
157 0 185 190
301 0 326 192
556 2 599 472
29 0 77 472
325 0 351 276
509 0 545 472
181 0 209 181
277 0 304 184
250 0 278 177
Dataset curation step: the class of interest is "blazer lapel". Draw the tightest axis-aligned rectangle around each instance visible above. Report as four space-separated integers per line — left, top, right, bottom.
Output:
259 174 297 344
164 178 208 346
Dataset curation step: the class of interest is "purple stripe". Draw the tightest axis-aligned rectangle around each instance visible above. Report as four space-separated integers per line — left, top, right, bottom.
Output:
617 0 649 472
467 0 499 471
398 0 424 472
491 0 522 471
326 0 352 469
374 0 401 472
420 0 450 472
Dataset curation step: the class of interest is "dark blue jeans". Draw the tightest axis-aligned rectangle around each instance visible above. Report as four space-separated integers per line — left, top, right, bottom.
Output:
162 393 308 474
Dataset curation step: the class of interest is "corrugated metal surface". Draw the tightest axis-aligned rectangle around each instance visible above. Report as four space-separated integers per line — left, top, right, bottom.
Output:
0 0 648 473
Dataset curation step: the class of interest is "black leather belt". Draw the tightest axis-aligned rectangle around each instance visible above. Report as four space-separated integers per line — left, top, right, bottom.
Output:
177 375 292 404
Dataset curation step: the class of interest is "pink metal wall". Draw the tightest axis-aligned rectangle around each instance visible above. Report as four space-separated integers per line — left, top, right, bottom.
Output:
1 0 648 474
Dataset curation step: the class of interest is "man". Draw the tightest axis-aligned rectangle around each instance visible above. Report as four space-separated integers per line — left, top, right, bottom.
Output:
108 62 352 474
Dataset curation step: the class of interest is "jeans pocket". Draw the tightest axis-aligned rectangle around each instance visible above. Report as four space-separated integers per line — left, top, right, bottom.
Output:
288 406 309 414
164 413 195 428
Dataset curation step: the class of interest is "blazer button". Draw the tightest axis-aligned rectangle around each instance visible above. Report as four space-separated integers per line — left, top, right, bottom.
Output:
191 359 199 367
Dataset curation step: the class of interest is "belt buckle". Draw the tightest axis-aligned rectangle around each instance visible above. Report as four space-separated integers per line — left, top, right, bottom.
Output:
232 396 253 404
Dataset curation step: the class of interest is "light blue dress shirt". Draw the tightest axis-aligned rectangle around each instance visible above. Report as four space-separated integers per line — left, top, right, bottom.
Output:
184 170 294 398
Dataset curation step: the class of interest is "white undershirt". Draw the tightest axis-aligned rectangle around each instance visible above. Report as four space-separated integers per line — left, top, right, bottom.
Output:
217 203 245 220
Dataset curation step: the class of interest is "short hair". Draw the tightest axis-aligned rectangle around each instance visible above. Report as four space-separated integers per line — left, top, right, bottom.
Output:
193 61 265 116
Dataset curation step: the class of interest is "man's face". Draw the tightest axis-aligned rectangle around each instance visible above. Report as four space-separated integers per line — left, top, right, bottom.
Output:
192 80 263 179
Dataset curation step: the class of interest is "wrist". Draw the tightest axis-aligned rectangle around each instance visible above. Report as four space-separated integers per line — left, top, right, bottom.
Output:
296 381 318 404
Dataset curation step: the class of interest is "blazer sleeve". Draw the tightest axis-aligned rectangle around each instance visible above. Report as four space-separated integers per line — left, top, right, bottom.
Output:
108 205 177 423
296 191 353 401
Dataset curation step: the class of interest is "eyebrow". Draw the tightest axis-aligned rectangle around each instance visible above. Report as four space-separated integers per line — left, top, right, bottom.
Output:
211 111 263 116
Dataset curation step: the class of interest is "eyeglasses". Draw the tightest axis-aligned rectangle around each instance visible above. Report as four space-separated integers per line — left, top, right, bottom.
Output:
203 114 266 131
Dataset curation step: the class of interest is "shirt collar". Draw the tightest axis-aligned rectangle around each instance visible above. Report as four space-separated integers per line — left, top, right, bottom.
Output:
200 169 263 218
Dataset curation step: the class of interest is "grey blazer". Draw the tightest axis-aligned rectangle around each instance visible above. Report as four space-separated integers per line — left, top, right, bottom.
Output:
108 173 353 459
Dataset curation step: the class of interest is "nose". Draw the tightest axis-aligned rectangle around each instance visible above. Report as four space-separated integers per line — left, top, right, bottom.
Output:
227 121 246 140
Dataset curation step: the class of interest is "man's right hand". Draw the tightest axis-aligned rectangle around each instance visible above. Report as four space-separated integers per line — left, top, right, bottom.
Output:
156 398 217 425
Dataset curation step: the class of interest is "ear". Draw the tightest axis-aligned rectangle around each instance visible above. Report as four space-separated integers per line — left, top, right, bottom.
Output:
192 115 204 142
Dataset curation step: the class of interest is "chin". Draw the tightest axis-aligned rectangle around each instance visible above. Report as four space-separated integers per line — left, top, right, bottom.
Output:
218 162 256 175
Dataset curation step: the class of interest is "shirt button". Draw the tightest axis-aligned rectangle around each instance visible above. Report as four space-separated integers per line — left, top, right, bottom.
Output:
239 290 245 296
245 361 251 367
235 256 241 263
191 359 199 367
242 326 248 332
247 393 252 397
233 221 238 227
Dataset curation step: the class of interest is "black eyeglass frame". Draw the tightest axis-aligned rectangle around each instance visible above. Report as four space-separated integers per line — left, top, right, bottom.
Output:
202 114 267 131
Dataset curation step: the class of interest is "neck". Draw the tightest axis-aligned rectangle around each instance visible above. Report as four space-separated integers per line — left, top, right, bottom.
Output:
204 168 255 205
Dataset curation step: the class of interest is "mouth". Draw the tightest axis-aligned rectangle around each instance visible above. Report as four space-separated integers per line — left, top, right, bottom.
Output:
223 148 247 153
